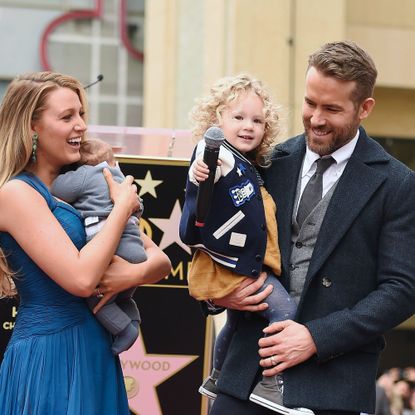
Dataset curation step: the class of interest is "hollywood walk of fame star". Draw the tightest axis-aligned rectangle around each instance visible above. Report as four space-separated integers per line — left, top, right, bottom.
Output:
149 199 191 254
135 170 163 198
120 334 198 415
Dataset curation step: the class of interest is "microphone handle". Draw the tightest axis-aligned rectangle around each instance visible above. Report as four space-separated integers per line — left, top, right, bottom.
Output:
195 146 220 227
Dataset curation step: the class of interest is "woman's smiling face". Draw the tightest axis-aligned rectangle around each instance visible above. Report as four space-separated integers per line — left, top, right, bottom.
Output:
32 87 87 171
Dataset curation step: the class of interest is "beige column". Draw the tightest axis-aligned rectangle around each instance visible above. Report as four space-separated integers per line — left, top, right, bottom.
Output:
143 0 178 129
144 0 293 132
291 0 346 135
224 0 292 138
144 0 223 130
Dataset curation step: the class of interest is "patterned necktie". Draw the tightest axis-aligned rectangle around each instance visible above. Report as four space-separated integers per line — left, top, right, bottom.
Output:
296 156 335 227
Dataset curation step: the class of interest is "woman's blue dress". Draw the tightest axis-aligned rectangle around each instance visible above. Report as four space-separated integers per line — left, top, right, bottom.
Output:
0 173 130 414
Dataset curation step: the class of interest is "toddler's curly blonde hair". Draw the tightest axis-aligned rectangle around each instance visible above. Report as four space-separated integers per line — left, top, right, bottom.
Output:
189 74 281 167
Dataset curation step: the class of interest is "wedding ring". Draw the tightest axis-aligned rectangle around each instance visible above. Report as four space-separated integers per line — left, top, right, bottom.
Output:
95 287 104 298
270 355 277 366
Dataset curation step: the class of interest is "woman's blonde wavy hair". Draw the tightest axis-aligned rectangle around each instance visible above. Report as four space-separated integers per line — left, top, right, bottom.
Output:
189 74 281 167
0 71 88 297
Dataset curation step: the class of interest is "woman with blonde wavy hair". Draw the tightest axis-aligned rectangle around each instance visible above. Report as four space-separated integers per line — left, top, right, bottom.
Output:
0 72 171 414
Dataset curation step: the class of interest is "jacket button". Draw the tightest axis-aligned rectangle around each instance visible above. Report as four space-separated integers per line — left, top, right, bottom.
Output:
322 277 332 287
289 264 297 270
255 255 262 262
251 269 259 277
260 224 266 230
295 241 303 248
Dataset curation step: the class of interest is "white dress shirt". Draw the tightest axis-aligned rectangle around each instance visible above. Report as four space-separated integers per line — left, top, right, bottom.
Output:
295 130 360 215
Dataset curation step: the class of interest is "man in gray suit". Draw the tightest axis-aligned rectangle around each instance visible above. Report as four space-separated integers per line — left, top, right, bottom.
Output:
207 41 415 415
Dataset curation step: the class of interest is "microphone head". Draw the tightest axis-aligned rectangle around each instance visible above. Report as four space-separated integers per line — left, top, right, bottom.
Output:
204 126 225 149
97 74 104 81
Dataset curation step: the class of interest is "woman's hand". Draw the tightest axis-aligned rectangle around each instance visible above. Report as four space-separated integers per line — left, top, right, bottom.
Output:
93 255 132 312
103 168 139 216
213 272 273 312
93 234 171 313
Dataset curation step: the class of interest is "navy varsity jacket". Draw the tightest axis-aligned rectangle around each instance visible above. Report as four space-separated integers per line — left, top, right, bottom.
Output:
179 140 267 278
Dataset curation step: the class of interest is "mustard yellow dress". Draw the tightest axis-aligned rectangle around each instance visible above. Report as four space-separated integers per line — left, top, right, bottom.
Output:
188 187 281 300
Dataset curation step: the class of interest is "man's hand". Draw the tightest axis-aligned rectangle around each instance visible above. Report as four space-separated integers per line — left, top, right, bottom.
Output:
258 320 317 375
213 272 273 312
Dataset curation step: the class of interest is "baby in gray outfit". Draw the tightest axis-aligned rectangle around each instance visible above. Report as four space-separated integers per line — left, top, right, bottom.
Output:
52 138 147 354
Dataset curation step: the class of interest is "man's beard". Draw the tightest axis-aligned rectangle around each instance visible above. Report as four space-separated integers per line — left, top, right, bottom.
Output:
303 119 360 156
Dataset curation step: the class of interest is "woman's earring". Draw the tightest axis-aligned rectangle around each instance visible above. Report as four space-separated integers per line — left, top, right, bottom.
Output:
31 133 38 162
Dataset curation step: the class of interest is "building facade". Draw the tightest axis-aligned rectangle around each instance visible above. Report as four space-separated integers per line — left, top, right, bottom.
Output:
144 0 415 170
0 0 414 371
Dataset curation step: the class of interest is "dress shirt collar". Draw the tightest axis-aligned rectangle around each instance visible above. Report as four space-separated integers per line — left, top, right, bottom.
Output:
301 129 360 178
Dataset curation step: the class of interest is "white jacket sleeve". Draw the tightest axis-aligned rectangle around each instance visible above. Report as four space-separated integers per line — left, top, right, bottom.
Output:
188 141 235 186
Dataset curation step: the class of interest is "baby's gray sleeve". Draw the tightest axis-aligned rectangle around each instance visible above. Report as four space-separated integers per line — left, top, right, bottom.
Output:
51 169 85 203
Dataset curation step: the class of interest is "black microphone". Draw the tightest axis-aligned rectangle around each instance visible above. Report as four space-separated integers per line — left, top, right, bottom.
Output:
84 74 104 89
195 126 225 227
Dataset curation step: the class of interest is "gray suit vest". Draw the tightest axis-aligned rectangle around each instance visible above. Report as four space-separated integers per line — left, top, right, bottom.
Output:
289 176 339 304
